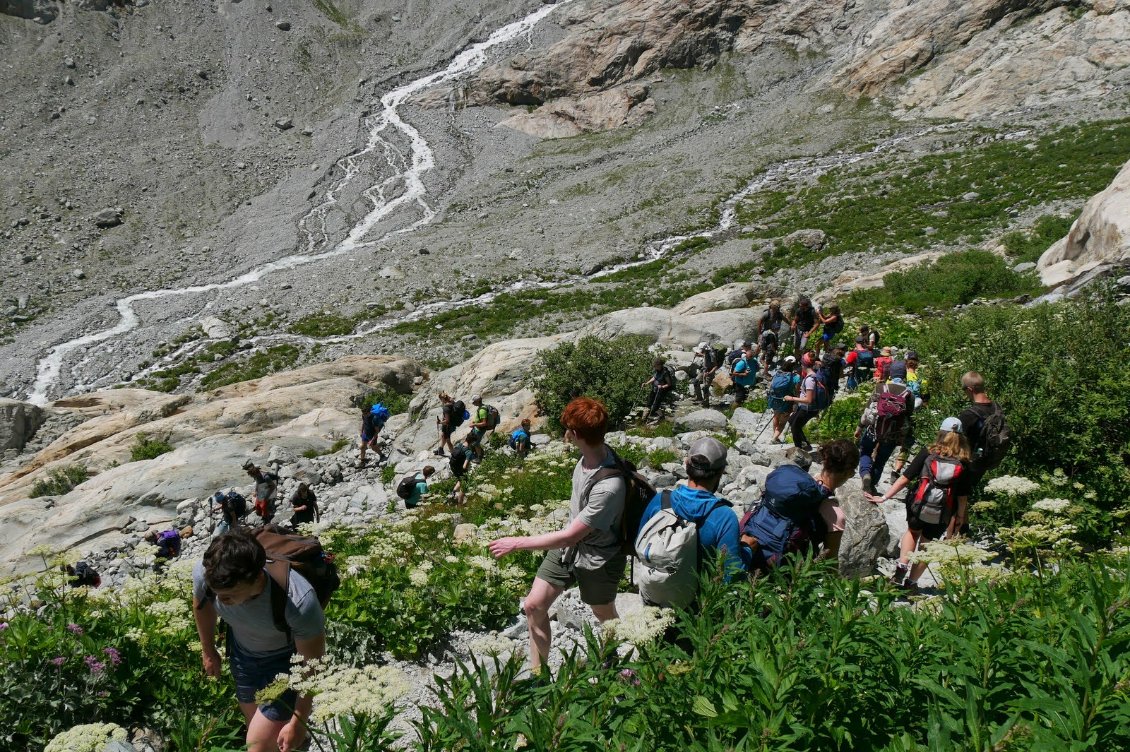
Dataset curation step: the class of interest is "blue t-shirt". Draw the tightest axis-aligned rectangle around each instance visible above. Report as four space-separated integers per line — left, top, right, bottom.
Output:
733 358 759 387
509 428 530 448
405 477 428 508
637 485 744 580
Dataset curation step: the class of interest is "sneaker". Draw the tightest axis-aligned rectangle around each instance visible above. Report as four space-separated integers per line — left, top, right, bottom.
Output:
433 448 446 457
890 564 908 586
861 476 874 495
899 580 920 595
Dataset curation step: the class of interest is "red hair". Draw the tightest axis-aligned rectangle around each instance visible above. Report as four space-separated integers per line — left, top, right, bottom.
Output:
560 397 608 444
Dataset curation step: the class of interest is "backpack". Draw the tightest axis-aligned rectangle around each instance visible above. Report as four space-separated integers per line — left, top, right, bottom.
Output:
369 404 390 428
908 455 964 527
449 400 467 428
661 364 677 387
770 372 793 399
155 529 182 559
484 405 501 430
580 448 657 556
712 345 730 368
396 473 421 500
873 387 909 443
254 525 340 637
856 349 875 370
807 373 830 410
870 329 881 349
821 352 842 383
740 465 828 571
824 315 844 336
69 561 101 588
449 442 472 474
634 490 732 608
975 405 1011 470
759 328 778 351
218 490 248 520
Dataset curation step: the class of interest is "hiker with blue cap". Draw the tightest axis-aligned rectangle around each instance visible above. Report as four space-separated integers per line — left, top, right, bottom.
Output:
359 402 391 466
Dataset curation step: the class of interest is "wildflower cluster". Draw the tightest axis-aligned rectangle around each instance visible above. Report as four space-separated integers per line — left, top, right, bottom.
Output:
266 656 411 723
984 475 1040 496
602 607 676 646
44 722 128 752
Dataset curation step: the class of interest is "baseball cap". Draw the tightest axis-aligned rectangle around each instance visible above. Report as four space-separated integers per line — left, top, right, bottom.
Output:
940 417 963 434
688 437 728 473
783 355 797 364
471 394 482 403
906 350 920 361
888 361 908 380
241 459 257 471
695 341 708 352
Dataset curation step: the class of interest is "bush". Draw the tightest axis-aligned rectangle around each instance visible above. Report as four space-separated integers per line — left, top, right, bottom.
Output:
359 386 411 416
807 394 866 444
29 465 90 498
905 290 1130 546
530 335 656 432
128 433 173 462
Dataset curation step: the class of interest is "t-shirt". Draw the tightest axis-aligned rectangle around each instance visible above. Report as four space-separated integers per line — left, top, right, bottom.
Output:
759 309 785 332
902 449 973 502
192 562 325 656
959 401 1000 470
794 306 816 332
510 428 530 447
406 477 428 508
566 447 627 570
254 473 278 504
733 357 758 386
476 406 489 426
290 491 318 524
798 373 820 409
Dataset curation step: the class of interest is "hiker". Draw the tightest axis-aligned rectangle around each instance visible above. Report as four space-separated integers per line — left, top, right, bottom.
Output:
643 358 675 420
192 529 326 752
768 356 800 444
448 441 474 504
741 439 860 571
466 395 491 461
758 300 787 370
149 528 183 562
844 336 875 391
758 326 779 376
690 342 721 408
244 461 278 524
855 360 915 494
396 465 435 509
873 346 893 384
783 352 827 452
435 392 465 458
731 342 759 405
212 489 248 536
957 371 1011 493
509 419 533 458
359 403 390 466
821 344 846 402
488 397 628 674
860 324 879 351
865 417 972 594
904 350 930 408
789 296 819 358
814 304 844 357
635 437 744 609
64 561 101 588
288 483 319 528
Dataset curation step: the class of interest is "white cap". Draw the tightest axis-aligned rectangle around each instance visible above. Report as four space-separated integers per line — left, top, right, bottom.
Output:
695 342 708 352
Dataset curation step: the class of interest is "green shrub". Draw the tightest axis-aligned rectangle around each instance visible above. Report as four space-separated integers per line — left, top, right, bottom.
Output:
530 335 656 432
289 311 360 337
302 437 351 459
1001 214 1073 264
129 433 173 462
29 465 90 498
360 387 411 415
380 465 396 485
200 344 303 390
626 420 676 439
808 394 866 444
905 290 1130 546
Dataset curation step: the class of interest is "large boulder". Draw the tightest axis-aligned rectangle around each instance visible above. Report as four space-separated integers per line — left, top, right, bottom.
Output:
583 307 756 350
498 84 656 138
837 484 895 578
674 409 728 432
1039 158 1130 287
728 407 764 437
671 283 760 316
0 399 45 450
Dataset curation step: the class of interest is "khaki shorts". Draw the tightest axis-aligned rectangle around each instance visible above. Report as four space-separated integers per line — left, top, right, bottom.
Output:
536 548 626 606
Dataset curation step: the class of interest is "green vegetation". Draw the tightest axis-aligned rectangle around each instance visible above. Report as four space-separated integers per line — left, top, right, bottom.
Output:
626 420 677 439
1000 214 1074 264
530 335 656 432
137 340 240 393
29 464 90 498
311 0 362 32
807 394 866 444
200 344 304 390
359 387 411 416
289 311 360 337
302 437 351 459
737 118 1130 274
841 249 1041 315
420 554 1130 751
128 433 174 462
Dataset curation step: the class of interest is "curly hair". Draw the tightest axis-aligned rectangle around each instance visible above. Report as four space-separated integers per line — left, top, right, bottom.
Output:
818 439 860 477
202 528 265 591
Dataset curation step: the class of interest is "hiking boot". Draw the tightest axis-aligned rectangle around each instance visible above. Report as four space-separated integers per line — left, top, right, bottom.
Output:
861 476 874 495
890 564 908 586
898 580 919 595
433 448 446 457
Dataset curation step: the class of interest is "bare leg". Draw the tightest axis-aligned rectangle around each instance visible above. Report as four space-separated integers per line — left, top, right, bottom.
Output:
524 577 564 673
589 602 618 623
241 704 289 752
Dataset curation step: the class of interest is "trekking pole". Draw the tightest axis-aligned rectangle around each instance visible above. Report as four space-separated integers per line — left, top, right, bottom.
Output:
752 408 775 443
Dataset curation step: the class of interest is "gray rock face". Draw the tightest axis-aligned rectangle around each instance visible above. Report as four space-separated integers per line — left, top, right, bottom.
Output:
0 398 45 450
783 228 828 251
92 207 123 228
837 485 893 578
674 409 728 432
729 407 765 436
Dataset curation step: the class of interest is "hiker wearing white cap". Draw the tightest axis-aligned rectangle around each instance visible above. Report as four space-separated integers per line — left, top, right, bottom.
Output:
864 417 973 594
690 342 721 408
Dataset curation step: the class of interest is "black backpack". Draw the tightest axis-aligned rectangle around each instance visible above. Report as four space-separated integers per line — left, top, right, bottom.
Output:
449 400 467 428
975 404 1011 470
68 561 101 588
449 442 473 474
485 405 501 429
396 473 421 500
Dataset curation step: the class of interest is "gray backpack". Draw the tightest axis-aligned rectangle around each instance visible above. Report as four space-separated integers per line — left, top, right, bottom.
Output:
634 490 730 609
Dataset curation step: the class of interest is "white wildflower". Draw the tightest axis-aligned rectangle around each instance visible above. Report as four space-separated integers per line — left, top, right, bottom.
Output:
469 634 514 657
984 476 1039 496
467 555 498 573
1032 498 1071 514
602 606 675 646
44 722 128 752
408 567 429 587
286 660 409 723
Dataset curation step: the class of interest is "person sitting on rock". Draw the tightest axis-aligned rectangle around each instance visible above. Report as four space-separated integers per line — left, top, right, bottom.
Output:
488 397 627 675
244 460 278 524
509 418 533 458
192 528 326 752
642 358 675 421
865 417 972 594
288 483 319 528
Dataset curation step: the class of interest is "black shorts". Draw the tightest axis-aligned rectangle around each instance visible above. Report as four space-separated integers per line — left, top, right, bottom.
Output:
906 506 947 540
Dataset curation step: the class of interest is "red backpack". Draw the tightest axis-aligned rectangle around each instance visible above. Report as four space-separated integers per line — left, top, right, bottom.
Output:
909 455 964 527
873 387 909 443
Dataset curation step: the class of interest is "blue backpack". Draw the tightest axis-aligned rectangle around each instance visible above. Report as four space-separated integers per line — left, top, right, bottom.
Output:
740 465 827 571
808 373 830 410
770 372 793 399
370 403 391 426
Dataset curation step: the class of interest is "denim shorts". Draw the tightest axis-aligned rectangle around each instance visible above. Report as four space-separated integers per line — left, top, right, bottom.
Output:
228 630 297 722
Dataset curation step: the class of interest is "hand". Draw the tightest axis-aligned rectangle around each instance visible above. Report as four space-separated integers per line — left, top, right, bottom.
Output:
863 492 885 504
488 537 522 558
201 648 222 678
853 427 862 440
277 718 307 752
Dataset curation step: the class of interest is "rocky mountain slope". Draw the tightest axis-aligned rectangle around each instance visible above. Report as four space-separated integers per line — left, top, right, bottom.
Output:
0 0 1127 406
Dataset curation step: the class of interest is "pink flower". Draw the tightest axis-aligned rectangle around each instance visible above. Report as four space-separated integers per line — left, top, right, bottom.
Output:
0 622 9 631
49 656 66 667
66 623 84 635
102 647 121 666
84 655 105 674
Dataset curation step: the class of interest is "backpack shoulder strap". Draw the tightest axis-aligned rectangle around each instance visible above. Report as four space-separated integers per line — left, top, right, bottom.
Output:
264 561 292 638
661 489 673 511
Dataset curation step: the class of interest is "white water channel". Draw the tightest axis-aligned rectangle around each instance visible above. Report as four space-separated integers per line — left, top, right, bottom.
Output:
26 0 575 405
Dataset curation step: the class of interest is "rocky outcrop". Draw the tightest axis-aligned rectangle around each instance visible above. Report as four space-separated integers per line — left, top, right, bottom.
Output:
671 282 760 316
837 486 895 578
499 83 657 138
1039 158 1130 287
0 398 45 451
581 306 756 349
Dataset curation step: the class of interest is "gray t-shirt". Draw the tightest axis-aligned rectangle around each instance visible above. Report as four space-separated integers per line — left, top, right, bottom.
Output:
192 561 325 656
565 447 627 570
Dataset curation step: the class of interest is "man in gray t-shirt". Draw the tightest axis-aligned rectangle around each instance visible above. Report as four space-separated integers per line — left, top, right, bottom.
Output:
489 397 628 674
192 529 325 752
